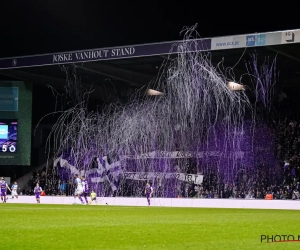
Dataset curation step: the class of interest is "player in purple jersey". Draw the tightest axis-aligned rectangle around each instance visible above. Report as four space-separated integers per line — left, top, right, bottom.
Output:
144 182 153 206
34 183 42 203
1 177 11 203
81 176 89 204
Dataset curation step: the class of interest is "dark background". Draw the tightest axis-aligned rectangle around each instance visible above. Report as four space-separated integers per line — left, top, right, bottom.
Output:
0 2 299 57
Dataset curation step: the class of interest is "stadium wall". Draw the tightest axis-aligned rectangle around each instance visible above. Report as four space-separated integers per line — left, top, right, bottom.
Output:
7 196 300 210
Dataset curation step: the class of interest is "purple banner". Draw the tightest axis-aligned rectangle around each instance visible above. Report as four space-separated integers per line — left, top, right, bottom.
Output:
0 39 211 70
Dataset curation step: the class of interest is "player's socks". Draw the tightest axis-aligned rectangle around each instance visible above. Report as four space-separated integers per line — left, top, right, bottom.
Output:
79 196 84 203
84 197 88 204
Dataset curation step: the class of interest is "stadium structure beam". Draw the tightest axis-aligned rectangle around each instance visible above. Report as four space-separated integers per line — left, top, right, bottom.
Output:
1 28 300 70
159 55 171 60
0 69 122 102
281 77 300 87
78 62 153 87
267 46 300 63
0 69 66 85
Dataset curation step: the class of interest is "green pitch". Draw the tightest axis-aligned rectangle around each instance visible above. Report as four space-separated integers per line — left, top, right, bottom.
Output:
1 204 300 250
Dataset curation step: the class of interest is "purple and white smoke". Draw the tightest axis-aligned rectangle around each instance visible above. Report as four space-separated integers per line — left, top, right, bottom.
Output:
42 29 280 197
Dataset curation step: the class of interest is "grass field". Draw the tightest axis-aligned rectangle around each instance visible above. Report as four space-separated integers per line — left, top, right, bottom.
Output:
1 204 300 249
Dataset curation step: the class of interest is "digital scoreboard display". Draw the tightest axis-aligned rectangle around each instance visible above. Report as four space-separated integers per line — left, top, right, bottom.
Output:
0 120 17 153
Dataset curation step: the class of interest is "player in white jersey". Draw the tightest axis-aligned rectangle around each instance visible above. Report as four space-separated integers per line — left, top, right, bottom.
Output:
11 181 19 199
73 174 84 204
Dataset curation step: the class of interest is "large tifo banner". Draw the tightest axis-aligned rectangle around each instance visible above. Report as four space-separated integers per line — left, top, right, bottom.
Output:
122 172 203 184
90 172 203 185
54 155 204 188
122 150 244 159
0 82 32 165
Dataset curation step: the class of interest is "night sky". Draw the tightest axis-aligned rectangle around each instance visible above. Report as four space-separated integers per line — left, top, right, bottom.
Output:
0 2 299 58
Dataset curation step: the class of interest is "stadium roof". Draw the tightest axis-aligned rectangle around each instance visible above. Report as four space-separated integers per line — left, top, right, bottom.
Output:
1 28 300 103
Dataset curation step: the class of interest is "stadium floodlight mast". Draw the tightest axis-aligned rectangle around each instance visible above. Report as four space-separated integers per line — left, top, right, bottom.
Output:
227 81 245 91
147 89 163 95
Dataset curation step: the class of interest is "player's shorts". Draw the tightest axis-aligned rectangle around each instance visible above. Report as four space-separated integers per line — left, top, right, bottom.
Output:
83 192 89 197
1 190 6 196
35 193 40 199
91 197 96 201
75 189 83 195
146 193 151 198
12 191 18 196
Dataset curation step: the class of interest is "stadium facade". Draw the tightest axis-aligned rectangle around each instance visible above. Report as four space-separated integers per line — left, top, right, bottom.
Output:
0 28 299 69
1 28 300 200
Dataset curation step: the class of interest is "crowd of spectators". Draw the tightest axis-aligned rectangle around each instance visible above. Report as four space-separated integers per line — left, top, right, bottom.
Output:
182 97 300 200
22 96 300 200
27 166 72 196
185 181 300 200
